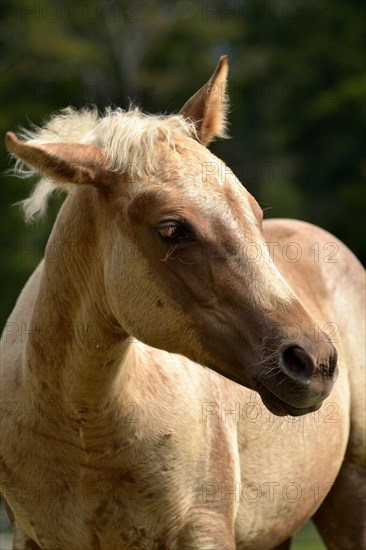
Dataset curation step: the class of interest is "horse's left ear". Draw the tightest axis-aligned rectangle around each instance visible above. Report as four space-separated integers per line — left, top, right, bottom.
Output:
5 132 107 187
179 55 229 146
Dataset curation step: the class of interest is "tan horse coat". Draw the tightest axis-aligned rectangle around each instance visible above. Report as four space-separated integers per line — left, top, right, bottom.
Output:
1 57 365 549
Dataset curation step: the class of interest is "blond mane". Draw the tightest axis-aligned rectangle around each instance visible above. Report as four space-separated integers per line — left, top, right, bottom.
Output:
12 107 197 221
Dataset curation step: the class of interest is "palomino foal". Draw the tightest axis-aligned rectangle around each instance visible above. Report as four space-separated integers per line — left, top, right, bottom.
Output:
1 57 365 549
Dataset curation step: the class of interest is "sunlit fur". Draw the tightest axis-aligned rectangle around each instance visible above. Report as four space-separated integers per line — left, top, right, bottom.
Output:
12 107 197 221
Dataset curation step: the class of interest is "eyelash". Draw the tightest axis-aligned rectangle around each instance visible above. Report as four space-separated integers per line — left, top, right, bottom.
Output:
156 221 194 243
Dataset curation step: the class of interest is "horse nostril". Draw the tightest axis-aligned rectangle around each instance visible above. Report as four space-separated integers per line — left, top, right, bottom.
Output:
281 345 315 381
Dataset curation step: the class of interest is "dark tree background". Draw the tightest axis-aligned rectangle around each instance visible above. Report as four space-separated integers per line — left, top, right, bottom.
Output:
0 2 365 546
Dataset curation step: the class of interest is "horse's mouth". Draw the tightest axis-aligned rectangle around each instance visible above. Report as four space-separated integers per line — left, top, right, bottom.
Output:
204 360 324 417
256 382 322 417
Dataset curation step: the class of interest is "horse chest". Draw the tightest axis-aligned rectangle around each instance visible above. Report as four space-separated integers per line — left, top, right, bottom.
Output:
2 422 195 549
3 461 187 549
30 491 178 550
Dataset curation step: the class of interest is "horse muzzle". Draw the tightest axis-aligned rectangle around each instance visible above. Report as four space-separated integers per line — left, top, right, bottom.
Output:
257 338 338 417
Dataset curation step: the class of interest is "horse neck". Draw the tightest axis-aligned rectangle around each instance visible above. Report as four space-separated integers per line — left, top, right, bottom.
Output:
25 188 131 410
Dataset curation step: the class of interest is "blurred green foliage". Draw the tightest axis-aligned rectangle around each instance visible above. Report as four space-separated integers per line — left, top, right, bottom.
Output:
293 521 326 549
1 0 365 329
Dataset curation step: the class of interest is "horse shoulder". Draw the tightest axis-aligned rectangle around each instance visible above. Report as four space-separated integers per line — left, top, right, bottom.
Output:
264 218 365 466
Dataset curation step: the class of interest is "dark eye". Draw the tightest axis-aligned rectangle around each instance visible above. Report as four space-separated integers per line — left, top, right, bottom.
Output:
156 221 193 243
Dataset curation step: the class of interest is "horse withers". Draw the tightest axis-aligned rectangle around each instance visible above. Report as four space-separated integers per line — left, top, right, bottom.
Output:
1 57 365 549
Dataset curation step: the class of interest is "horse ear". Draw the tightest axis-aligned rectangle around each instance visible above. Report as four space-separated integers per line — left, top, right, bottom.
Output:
5 132 107 186
179 55 229 146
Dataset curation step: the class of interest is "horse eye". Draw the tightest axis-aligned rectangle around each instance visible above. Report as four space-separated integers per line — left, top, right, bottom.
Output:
157 221 192 243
